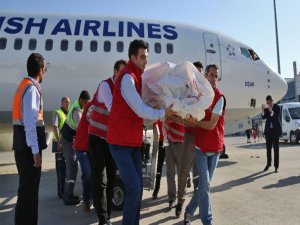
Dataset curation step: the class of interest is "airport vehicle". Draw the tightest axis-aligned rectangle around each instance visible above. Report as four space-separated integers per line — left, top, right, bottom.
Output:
279 102 300 144
0 13 287 136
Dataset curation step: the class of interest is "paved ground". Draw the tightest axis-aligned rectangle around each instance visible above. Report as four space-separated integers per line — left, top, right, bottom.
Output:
0 136 299 225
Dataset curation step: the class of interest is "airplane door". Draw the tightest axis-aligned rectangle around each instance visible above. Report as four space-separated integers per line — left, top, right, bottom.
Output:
203 33 222 79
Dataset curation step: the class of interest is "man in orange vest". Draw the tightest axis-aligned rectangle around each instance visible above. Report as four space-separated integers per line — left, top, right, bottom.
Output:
12 53 48 225
87 59 126 224
184 64 226 225
107 39 175 225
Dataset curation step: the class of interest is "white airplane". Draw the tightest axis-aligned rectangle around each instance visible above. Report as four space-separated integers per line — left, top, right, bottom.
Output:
0 12 287 135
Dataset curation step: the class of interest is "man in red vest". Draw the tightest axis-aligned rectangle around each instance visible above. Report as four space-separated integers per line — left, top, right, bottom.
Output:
73 98 95 212
88 59 127 225
107 39 175 225
183 64 226 225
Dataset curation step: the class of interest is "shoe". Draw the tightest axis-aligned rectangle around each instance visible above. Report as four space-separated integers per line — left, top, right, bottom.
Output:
186 178 191 188
152 189 158 199
83 201 91 212
175 203 183 217
169 200 174 208
184 212 192 225
275 168 278 173
263 165 270 171
220 153 229 159
64 197 80 205
193 187 198 193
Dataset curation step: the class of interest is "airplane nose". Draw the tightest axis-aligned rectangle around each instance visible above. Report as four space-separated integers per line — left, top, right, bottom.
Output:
271 72 288 102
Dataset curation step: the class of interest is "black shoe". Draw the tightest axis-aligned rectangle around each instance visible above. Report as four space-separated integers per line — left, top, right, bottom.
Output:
152 189 158 199
175 203 182 217
186 178 191 188
64 197 80 205
263 165 270 171
169 200 174 208
275 168 278 173
220 153 229 159
184 212 192 225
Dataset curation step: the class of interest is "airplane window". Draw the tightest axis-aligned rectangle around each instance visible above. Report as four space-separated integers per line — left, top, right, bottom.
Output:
29 39 37 50
45 39 53 51
155 43 161 53
61 39 68 51
0 38 7 50
104 41 111 52
14 38 22 50
248 49 260 61
240 47 252 60
167 43 173 54
75 40 83 52
90 40 97 52
117 41 124 52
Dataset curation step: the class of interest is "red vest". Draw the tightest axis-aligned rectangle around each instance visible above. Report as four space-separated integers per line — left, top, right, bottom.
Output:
107 61 144 147
195 87 226 152
74 99 95 151
88 78 114 139
165 121 185 142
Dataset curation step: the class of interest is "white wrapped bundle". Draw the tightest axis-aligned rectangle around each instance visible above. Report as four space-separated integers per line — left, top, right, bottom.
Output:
142 61 214 121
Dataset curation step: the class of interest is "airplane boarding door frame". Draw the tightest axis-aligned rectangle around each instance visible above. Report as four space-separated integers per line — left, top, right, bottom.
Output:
203 33 222 80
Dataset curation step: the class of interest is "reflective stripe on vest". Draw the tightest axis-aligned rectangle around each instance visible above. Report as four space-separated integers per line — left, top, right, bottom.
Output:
165 122 185 142
88 78 114 139
66 101 81 131
12 78 44 126
52 108 67 140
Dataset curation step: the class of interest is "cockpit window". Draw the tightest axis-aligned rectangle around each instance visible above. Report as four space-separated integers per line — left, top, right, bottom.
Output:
240 47 260 61
248 49 260 60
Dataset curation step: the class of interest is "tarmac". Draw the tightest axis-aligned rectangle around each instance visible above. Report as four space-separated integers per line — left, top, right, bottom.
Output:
0 136 299 225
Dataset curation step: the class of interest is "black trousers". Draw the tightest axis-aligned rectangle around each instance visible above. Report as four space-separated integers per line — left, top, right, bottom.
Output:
89 134 116 224
153 141 165 194
265 129 280 169
14 150 41 225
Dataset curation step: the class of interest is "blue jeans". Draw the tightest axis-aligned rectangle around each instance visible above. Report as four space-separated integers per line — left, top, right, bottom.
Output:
185 149 220 225
75 151 92 203
109 144 143 225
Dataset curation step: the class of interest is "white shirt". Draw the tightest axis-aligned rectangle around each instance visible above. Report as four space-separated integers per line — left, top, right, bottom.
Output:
120 74 165 120
212 96 225 116
97 77 114 112
23 77 42 154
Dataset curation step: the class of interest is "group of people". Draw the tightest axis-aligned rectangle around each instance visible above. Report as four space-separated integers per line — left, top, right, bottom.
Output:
12 38 281 225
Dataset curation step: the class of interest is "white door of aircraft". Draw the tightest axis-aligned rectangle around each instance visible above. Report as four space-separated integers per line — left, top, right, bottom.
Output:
203 33 222 79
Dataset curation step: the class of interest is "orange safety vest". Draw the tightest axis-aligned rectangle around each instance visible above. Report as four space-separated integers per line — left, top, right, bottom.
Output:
12 77 47 152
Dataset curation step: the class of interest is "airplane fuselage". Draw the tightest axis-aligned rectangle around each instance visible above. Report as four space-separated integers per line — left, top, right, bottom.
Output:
0 13 287 134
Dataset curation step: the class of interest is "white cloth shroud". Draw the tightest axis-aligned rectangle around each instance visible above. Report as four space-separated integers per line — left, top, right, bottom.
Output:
142 61 214 121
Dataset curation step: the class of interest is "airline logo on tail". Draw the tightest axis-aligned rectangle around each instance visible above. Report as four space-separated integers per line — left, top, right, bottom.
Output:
0 16 178 40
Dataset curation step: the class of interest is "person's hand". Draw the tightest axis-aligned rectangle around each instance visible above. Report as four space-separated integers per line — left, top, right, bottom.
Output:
267 105 272 112
33 153 42 168
165 105 180 122
183 115 198 127
57 142 62 152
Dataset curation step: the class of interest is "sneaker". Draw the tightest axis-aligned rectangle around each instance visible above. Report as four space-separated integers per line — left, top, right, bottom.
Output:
184 212 192 225
169 200 175 208
83 201 90 212
175 203 183 217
